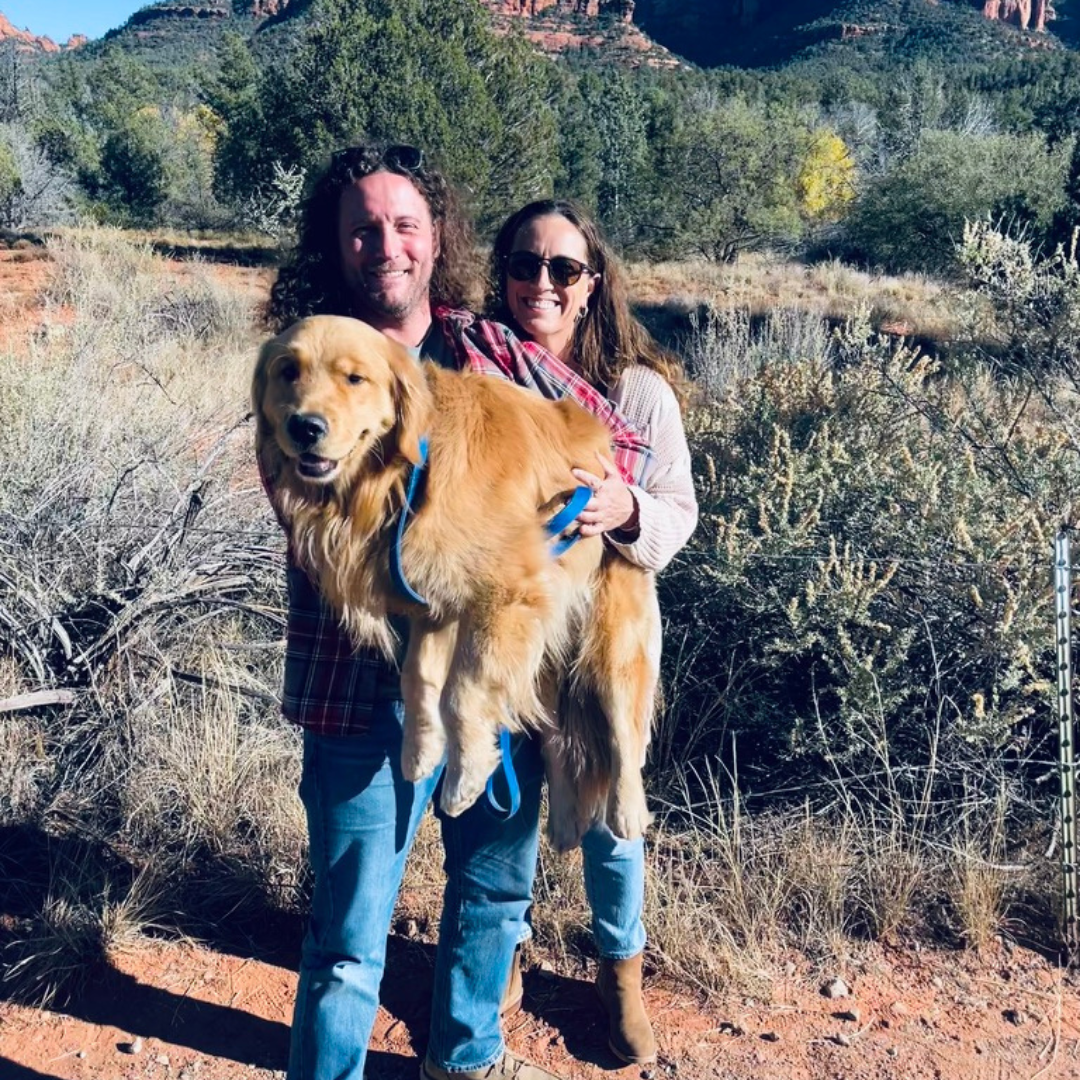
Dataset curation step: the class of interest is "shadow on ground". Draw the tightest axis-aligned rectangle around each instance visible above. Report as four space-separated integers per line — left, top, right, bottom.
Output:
0 1059 67 1080
0 821 453 1072
0 822 306 971
514 967 620 1070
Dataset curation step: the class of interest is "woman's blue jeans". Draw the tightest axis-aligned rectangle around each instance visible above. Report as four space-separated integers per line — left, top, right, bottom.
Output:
288 703 543 1080
581 823 647 960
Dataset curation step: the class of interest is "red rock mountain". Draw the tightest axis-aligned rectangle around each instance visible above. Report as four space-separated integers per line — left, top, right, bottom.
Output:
4 0 1059 71
0 12 85 52
478 0 678 65
982 0 1053 31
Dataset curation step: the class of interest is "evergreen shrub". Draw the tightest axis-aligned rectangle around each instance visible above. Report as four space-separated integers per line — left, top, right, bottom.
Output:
656 306 1074 813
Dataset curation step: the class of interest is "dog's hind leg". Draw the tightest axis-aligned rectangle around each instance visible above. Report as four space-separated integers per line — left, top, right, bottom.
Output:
538 664 590 853
579 558 661 841
400 617 458 782
439 592 553 818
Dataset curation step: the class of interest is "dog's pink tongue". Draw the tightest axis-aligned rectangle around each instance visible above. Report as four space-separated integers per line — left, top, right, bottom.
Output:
298 454 334 478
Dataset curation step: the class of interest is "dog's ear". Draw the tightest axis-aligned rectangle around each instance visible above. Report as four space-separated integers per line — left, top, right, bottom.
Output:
252 336 290 517
251 336 277 421
388 339 431 466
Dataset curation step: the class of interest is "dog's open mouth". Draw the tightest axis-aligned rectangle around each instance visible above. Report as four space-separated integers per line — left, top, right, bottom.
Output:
297 453 338 480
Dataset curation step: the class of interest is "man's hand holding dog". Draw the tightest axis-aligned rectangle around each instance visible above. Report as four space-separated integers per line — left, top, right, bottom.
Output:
572 453 640 539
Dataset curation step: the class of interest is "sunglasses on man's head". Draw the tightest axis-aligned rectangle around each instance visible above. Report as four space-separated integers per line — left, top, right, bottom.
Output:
381 144 423 172
505 251 593 288
332 144 424 174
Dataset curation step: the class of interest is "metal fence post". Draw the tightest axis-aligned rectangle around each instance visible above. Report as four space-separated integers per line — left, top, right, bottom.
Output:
1054 529 1078 955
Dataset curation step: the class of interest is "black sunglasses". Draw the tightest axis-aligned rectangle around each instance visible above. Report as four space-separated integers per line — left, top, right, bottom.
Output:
381 144 424 172
505 251 593 288
332 144 424 174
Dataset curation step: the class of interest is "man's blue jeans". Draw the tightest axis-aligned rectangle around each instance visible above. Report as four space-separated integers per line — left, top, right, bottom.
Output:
288 702 543 1080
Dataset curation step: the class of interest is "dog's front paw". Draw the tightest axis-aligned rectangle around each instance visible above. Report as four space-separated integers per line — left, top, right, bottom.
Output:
606 781 653 842
546 801 589 853
439 758 492 818
400 726 445 783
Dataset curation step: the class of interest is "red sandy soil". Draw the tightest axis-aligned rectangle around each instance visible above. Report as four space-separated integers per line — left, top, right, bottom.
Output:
0 248 57 349
1 932 1079 1080
0 243 273 353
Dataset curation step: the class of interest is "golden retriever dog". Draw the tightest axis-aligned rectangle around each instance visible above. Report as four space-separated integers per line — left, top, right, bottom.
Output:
254 314 658 848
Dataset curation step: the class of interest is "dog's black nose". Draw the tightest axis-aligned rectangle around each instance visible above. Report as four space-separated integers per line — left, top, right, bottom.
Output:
287 412 329 450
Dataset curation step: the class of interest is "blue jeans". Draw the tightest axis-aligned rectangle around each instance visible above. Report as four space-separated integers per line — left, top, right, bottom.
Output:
581 823 647 960
288 703 543 1080
510 819 646 961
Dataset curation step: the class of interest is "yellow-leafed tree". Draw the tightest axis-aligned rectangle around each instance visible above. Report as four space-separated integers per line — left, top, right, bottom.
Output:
797 129 856 223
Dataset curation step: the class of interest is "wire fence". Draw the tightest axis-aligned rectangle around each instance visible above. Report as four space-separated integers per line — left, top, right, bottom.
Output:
1054 529 1080 954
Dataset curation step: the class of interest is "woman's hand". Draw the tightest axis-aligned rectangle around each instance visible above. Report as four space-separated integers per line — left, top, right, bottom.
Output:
571 453 639 538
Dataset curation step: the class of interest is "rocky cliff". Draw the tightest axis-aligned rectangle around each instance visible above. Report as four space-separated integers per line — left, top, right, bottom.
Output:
484 1 676 64
981 0 1052 31
126 3 231 30
479 0 676 65
249 0 294 15
485 1 633 20
0 12 85 52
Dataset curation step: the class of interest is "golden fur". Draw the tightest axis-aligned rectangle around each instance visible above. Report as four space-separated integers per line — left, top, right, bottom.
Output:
253 315 658 846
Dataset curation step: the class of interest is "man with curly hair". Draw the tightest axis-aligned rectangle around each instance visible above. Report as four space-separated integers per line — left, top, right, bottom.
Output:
268 144 567 1080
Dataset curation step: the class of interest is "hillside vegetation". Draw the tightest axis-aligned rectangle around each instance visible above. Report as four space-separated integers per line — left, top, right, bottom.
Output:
0 0 1078 280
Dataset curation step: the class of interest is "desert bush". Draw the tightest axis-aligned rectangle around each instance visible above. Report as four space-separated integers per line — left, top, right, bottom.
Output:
684 305 835 394
0 122 77 229
841 129 1071 275
955 217 1080 378
0 715 54 824
659 304 1072 813
120 673 305 901
3 847 166 1007
0 230 300 963
238 159 306 240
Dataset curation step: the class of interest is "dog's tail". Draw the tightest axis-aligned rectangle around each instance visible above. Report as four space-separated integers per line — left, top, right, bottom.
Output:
554 555 660 843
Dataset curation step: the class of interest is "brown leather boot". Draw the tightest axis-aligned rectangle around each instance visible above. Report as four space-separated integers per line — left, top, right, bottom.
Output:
421 1050 562 1080
595 953 657 1065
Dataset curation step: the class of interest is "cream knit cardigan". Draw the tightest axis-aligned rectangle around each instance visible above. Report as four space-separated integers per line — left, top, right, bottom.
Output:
606 364 698 573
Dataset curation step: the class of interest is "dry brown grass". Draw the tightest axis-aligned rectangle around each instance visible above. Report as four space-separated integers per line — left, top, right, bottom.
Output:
0 228 296 1001
625 253 965 343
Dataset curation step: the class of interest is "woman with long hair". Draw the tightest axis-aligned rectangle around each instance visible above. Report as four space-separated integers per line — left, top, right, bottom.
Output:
488 200 698 1066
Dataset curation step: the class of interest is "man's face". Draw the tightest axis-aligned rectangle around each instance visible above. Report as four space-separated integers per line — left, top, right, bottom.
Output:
337 171 439 327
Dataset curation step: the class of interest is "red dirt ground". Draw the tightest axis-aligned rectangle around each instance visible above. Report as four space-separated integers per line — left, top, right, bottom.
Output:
0 248 56 349
1 933 1079 1080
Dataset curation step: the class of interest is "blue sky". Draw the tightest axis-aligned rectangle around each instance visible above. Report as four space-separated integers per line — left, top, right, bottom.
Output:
2 2 148 42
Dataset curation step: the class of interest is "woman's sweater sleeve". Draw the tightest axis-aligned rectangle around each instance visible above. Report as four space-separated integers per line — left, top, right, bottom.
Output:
606 366 698 573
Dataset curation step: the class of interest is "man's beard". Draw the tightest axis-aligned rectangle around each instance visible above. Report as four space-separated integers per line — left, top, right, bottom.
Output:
350 266 431 323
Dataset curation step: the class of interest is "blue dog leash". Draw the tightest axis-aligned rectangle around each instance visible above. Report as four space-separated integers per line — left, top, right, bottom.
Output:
389 436 430 606
544 484 593 557
390 441 592 820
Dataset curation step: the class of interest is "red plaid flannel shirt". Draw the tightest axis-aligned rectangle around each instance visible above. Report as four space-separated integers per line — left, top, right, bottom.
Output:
278 310 652 735
436 308 652 485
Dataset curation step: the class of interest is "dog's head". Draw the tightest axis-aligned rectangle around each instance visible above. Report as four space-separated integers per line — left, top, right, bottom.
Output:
253 315 431 492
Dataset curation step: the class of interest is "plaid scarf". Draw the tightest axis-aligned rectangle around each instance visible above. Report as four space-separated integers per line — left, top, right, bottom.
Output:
435 307 652 486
